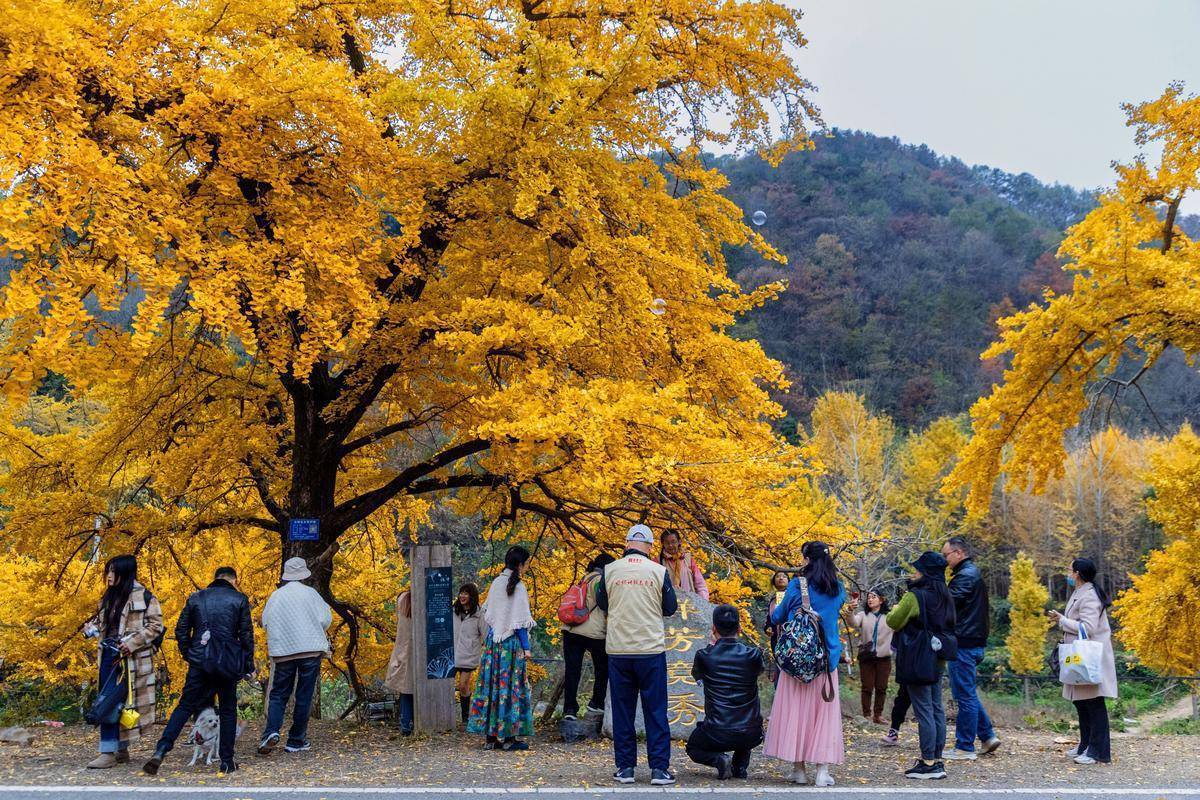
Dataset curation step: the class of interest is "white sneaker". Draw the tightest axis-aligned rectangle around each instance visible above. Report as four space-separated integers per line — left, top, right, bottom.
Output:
1074 754 1097 765
814 765 835 787
1066 746 1080 757
944 748 978 761
789 764 808 784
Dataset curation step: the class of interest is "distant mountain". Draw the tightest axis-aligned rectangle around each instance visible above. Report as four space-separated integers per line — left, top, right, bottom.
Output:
718 130 1200 431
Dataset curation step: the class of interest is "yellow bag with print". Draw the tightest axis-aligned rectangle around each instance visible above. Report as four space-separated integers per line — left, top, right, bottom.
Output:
119 658 140 730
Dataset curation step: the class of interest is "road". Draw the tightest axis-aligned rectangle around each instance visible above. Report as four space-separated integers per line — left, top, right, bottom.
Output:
3 787 1200 800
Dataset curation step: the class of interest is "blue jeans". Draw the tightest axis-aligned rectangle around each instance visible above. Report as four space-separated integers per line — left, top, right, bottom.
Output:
398 693 414 735
96 644 128 754
948 646 994 752
264 657 321 748
609 653 671 771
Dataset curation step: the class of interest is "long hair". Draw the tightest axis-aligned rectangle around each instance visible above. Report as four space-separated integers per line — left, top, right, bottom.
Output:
587 553 616 573
454 583 480 617
864 586 890 615
504 546 531 596
1072 558 1110 609
801 541 839 597
100 555 138 636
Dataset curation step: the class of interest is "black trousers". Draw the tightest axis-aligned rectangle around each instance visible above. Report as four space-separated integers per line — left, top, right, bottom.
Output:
562 631 608 717
890 682 911 730
1074 697 1111 763
155 667 239 764
686 722 763 776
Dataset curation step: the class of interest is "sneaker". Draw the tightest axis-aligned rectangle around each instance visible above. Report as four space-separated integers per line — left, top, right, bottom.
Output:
881 729 900 747
650 768 676 786
284 742 311 753
258 732 280 756
218 760 237 775
142 751 165 776
1066 746 1080 757
716 754 732 780
789 764 808 784
1074 754 1097 765
814 764 835 787
944 748 977 761
500 739 529 752
982 736 1001 754
613 767 635 784
585 705 605 717
905 760 947 780
562 714 577 721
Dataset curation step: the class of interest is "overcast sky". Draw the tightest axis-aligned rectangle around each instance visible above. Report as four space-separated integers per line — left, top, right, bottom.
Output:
788 0 1200 193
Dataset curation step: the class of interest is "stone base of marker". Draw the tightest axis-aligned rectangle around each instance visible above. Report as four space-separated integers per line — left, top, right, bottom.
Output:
559 714 603 743
602 592 714 740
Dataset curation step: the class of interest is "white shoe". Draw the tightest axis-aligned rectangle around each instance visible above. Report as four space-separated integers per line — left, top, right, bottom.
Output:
1074 754 1097 765
789 764 808 784
944 748 978 761
814 765 835 787
1066 746 1080 757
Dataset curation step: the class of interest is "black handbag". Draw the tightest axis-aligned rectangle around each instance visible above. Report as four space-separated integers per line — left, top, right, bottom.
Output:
84 641 127 727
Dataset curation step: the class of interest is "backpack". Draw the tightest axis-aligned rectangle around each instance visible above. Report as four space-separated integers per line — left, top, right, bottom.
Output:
143 589 165 653
772 577 835 701
557 575 595 626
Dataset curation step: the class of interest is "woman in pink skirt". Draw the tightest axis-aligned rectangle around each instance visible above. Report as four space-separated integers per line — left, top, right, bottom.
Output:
765 541 846 787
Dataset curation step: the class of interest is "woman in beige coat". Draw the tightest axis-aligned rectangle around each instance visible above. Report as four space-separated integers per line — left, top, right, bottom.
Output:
1048 558 1116 765
384 591 414 734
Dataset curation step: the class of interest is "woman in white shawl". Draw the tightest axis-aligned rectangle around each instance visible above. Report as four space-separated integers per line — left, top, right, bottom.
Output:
467 546 536 751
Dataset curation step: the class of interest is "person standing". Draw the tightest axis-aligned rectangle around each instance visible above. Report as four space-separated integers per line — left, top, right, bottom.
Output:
596 524 678 786
384 590 415 735
764 541 846 788
1049 558 1116 765
852 588 893 724
468 546 537 751
659 530 710 600
686 604 765 779
561 554 615 720
85 555 164 768
257 557 332 756
888 552 956 780
452 583 487 726
941 536 1001 760
144 567 254 776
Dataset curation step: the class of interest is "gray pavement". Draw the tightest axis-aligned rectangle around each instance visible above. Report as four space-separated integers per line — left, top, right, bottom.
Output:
3 787 1200 800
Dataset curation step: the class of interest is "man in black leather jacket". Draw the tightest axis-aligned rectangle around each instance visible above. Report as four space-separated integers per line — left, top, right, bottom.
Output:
685 604 765 779
941 537 1000 760
144 567 255 775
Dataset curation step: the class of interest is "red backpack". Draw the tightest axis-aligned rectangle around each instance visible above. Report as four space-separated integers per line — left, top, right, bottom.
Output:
557 576 595 626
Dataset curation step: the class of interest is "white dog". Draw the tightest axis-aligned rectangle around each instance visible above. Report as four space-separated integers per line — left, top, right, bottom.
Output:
186 707 245 766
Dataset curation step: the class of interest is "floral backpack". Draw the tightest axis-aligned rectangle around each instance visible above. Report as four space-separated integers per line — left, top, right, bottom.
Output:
772 577 835 701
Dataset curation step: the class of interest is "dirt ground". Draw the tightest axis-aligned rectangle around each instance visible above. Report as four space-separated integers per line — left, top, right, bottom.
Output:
1 718 1196 789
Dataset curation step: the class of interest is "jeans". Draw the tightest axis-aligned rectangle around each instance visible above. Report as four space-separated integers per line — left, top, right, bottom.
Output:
155 667 238 764
908 677 946 762
609 653 671 771
686 722 762 775
562 632 608 717
947 646 995 752
858 656 891 717
890 682 911 731
398 693 414 734
1074 697 1111 762
263 657 321 748
96 644 128 754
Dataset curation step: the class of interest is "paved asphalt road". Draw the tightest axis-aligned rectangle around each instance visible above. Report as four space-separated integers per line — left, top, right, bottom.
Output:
4 787 1200 800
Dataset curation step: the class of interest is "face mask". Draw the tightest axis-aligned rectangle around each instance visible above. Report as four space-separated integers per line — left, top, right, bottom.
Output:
1066 575 1076 587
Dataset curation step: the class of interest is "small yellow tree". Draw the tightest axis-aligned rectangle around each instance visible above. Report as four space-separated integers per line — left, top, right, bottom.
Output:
1006 552 1050 674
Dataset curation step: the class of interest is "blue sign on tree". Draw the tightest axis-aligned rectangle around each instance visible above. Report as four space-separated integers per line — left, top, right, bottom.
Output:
289 518 320 542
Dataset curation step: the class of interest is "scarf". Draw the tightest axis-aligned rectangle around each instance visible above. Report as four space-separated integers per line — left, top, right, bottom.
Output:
483 570 536 643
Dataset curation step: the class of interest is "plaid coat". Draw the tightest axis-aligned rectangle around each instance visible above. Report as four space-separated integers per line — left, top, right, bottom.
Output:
100 582 164 747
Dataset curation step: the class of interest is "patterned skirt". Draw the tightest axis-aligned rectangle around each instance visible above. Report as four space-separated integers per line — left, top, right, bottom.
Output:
466 632 534 740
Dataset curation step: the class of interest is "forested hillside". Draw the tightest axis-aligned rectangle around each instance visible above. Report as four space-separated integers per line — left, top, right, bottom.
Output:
719 131 1200 431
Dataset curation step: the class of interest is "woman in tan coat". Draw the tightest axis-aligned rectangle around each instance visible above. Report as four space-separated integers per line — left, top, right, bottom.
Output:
384 591 414 734
1049 558 1116 765
85 555 164 768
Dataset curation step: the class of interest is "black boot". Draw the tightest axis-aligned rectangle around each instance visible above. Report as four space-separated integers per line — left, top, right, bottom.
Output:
460 696 470 725
142 749 167 776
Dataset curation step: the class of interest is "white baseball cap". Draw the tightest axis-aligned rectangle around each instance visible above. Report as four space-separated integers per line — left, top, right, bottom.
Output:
626 524 654 545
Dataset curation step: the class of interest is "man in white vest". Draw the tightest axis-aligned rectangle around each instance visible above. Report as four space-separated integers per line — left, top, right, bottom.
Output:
257 557 332 756
596 524 678 785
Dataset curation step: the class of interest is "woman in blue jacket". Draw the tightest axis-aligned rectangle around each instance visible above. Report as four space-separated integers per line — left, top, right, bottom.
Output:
764 541 846 787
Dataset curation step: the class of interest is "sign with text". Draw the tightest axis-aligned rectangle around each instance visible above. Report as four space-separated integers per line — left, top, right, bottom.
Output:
424 566 455 679
288 518 320 542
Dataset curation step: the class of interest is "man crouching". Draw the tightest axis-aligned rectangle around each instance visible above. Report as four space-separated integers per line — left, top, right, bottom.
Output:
686 603 765 779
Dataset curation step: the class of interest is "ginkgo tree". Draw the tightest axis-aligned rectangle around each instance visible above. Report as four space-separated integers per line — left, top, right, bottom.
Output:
0 0 837 689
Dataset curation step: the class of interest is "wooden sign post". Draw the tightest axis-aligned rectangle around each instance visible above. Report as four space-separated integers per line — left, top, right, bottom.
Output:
409 544 456 732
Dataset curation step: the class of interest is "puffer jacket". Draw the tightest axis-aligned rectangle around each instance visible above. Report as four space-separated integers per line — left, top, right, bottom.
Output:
949 558 989 648
176 579 255 674
691 637 765 733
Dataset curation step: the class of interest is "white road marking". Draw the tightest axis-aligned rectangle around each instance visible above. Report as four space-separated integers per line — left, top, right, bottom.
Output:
0 787 1197 796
